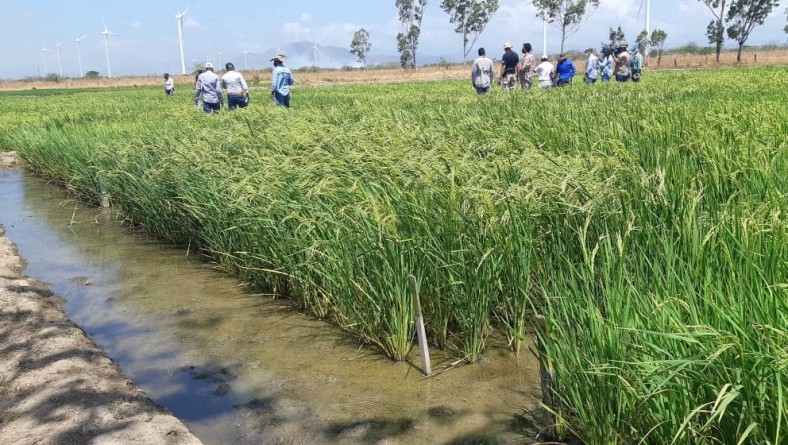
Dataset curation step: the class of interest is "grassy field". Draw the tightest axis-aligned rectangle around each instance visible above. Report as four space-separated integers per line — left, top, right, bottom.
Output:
1 66 786 444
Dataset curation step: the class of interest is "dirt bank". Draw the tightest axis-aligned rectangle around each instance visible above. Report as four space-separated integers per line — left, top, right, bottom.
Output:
0 154 203 445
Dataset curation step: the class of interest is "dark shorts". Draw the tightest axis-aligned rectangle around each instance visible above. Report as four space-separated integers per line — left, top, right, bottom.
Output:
631 70 642 82
474 86 490 95
616 74 630 82
273 91 290 108
165 88 175 96
203 101 221 114
556 78 573 87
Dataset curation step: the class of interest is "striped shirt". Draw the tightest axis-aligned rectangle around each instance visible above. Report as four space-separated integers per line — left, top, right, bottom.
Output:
271 66 294 96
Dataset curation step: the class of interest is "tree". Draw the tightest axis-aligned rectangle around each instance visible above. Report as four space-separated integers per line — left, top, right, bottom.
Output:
533 0 601 54
636 30 650 53
84 71 100 79
396 0 429 69
606 26 626 49
440 0 499 61
726 0 780 62
650 29 668 65
784 7 787 36
698 0 729 63
350 28 372 67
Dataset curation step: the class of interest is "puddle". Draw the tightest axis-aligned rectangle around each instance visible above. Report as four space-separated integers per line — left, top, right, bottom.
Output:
0 168 541 444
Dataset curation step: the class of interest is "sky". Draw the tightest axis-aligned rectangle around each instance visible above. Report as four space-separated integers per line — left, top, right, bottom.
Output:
2 0 786 79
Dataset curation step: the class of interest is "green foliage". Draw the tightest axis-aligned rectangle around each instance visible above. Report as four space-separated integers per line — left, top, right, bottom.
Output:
2 66 787 444
349 28 372 67
650 29 668 64
726 0 780 61
534 0 600 53
440 0 499 60
636 30 649 51
395 0 429 69
84 71 100 79
607 26 626 49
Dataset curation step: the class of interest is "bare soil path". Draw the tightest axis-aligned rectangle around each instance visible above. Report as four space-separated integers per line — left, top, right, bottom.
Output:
0 152 203 445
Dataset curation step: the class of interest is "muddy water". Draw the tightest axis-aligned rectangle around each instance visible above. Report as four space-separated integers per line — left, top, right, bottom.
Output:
0 169 541 445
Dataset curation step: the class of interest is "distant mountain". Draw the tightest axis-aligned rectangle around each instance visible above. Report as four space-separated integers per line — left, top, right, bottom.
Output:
242 41 455 69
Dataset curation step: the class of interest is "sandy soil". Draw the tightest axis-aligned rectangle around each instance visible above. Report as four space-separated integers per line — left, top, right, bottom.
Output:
0 152 203 445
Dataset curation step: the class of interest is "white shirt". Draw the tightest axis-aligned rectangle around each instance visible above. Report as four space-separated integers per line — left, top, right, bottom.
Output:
535 61 554 88
586 54 599 79
221 70 249 95
165 78 174 89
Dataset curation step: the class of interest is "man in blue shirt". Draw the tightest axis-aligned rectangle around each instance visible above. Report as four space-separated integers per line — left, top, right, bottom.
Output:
270 54 294 108
555 54 576 86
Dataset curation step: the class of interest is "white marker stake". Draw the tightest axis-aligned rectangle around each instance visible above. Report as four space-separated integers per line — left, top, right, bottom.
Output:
408 275 431 376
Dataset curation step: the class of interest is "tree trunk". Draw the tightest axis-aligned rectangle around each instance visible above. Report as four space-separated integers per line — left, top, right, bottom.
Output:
736 42 743 63
716 41 722 63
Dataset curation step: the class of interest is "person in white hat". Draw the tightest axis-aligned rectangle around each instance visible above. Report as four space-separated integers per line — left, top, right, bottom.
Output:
499 42 519 91
193 62 224 114
270 54 294 107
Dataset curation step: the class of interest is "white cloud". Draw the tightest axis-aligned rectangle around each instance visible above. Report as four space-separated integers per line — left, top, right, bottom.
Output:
300 13 312 23
184 17 200 29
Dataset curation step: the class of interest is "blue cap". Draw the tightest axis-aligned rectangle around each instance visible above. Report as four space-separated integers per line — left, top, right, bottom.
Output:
630 44 639 51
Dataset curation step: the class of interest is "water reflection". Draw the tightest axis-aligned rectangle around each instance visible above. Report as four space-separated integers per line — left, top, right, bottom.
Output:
0 169 541 444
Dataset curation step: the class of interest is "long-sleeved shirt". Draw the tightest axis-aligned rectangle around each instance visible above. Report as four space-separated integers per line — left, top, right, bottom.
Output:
164 78 174 90
221 70 249 95
271 66 294 96
471 56 494 88
194 70 223 104
585 54 599 80
556 60 576 82
599 55 613 79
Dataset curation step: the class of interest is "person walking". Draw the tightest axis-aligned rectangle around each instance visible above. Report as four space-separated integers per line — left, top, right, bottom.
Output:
164 73 175 95
599 47 613 82
471 47 494 94
194 62 223 114
630 45 644 82
516 43 537 90
612 44 631 82
270 54 294 108
221 62 250 110
583 48 599 84
535 56 554 89
499 42 519 91
554 54 576 87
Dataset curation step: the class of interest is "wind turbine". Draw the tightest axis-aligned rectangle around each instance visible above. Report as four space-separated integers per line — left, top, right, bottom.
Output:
75 34 88 77
542 19 548 58
312 41 320 67
637 0 651 61
54 42 64 76
175 7 189 75
40 44 51 74
101 21 116 78
243 50 249 70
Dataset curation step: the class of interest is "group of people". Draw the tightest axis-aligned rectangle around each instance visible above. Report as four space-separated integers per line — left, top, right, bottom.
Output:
166 53 295 114
472 41 644 93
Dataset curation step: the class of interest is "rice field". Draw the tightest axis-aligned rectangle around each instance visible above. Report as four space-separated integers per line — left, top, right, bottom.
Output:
1 66 786 444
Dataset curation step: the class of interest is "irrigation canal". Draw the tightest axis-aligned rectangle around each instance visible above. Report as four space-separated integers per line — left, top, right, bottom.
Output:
0 168 540 445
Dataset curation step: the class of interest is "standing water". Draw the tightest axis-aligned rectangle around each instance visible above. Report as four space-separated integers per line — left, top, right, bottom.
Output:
0 168 541 444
